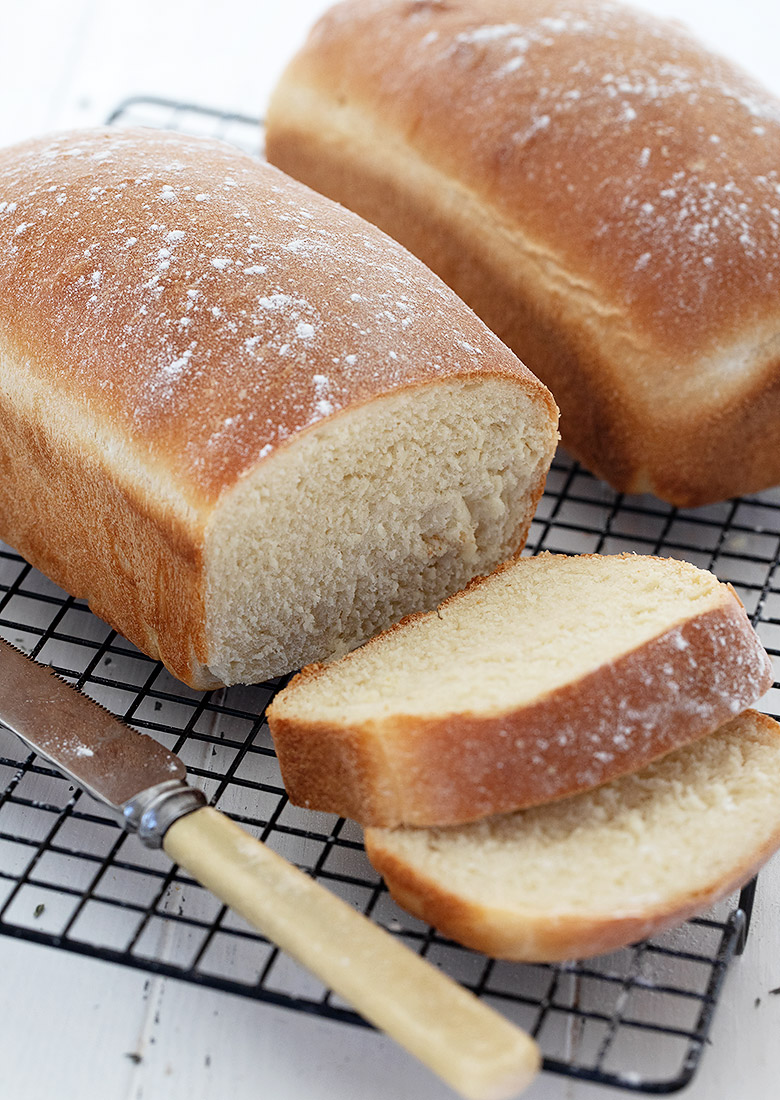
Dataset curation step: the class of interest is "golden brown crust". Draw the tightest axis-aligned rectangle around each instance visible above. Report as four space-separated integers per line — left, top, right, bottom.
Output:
365 821 780 961
0 127 553 686
267 562 773 826
0 369 213 684
0 127 544 502
361 837 652 960
364 832 675 961
365 711 780 961
267 0 780 505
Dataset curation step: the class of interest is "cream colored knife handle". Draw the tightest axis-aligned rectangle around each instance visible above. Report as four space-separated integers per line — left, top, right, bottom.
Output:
163 806 539 1100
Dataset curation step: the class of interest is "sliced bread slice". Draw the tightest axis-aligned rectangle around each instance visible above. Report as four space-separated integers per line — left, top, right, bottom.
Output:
266 553 772 827
364 710 780 961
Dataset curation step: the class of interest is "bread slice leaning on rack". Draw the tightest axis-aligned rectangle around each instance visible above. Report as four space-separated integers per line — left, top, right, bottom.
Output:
266 553 773 827
364 710 780 961
0 127 558 688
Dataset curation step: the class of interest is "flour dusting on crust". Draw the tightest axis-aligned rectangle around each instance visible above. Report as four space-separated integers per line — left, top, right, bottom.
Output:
0 127 523 497
313 0 780 347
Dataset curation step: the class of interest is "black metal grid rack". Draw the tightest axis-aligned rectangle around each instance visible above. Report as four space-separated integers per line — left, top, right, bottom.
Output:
1 95 779 1095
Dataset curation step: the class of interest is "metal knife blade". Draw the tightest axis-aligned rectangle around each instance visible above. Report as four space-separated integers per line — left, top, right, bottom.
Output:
0 636 184 810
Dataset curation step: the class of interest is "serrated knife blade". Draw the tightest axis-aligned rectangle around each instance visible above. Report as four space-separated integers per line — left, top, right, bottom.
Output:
0 635 541 1099
0 636 184 809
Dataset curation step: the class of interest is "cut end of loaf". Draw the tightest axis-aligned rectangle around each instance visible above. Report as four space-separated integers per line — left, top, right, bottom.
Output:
365 710 780 961
203 376 556 684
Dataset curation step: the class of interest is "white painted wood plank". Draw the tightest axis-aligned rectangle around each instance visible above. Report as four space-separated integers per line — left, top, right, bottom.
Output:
2 861 778 1100
0 0 97 145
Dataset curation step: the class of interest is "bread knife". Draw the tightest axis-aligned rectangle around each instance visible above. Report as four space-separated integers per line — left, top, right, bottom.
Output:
0 637 539 1100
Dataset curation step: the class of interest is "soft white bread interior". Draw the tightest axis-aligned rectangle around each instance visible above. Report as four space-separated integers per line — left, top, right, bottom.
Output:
206 379 556 686
266 0 780 507
0 127 557 687
364 710 780 961
267 553 772 826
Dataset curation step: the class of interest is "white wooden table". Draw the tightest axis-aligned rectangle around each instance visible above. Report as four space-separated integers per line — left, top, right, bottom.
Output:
1 2 780 1097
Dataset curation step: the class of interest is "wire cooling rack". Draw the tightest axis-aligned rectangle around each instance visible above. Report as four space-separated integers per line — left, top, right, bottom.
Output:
1 96 779 1095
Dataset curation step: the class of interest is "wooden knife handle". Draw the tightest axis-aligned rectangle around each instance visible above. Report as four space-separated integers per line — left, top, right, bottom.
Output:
163 806 540 1099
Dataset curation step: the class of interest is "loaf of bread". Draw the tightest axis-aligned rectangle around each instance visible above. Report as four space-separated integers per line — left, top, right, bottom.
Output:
266 553 773 826
0 127 558 688
364 710 780 961
266 0 780 507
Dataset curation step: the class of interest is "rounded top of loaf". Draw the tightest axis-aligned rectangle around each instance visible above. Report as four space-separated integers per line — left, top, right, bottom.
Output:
292 0 780 360
0 126 548 506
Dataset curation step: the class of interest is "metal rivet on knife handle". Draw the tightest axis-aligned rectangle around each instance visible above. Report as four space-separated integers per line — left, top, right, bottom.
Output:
123 780 208 847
